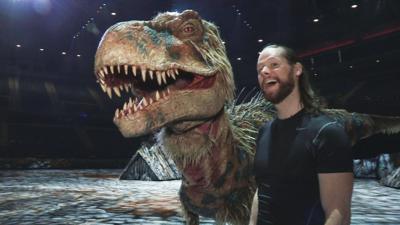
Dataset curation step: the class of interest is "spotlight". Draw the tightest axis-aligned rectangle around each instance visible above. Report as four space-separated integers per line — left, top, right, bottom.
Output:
351 4 358 8
39 48 44 51
77 54 81 57
258 39 263 43
61 52 67 55
237 57 242 61
111 12 116 16
349 65 353 69
313 18 319 23
16 44 21 48
376 59 380 63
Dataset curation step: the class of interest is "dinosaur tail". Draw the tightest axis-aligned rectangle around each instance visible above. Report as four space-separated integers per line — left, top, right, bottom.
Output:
368 114 400 135
350 113 400 159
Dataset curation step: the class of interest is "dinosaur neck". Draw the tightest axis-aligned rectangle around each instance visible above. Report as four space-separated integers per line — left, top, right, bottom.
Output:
160 110 234 182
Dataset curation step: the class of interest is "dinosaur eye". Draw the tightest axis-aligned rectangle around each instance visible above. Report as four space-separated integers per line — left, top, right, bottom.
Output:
182 24 195 34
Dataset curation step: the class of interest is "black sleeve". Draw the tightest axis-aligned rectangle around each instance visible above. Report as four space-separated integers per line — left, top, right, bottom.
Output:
313 122 353 173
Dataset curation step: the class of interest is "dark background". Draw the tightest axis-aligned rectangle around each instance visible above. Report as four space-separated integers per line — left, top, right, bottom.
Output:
0 0 399 160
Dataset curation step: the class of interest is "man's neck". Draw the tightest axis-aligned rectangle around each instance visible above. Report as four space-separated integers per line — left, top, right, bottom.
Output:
275 88 303 119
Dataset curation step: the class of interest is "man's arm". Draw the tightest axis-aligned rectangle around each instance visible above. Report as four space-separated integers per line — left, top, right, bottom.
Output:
318 172 353 225
249 189 258 225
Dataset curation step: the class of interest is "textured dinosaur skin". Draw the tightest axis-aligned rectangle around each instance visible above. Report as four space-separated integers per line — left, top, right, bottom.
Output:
94 10 400 225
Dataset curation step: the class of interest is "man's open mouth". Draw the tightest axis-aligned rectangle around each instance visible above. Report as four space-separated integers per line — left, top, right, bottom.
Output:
95 64 216 118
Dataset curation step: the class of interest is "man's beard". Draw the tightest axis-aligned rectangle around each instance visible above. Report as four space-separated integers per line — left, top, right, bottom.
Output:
263 71 295 104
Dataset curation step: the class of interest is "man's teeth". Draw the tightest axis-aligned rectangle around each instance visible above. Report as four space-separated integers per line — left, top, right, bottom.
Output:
267 80 277 84
96 65 179 99
113 88 171 119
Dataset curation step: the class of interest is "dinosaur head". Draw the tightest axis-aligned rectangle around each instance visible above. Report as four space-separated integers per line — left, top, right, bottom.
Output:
94 10 234 137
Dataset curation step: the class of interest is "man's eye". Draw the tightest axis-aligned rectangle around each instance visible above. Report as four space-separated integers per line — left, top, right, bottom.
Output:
271 63 279 68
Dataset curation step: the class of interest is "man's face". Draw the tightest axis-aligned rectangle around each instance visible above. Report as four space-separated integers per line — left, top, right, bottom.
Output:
257 47 297 104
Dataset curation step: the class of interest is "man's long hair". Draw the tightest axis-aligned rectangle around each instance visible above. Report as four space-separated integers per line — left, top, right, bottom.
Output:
262 44 322 114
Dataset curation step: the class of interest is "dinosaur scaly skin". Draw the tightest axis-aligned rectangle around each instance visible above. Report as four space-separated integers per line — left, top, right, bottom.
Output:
94 10 400 225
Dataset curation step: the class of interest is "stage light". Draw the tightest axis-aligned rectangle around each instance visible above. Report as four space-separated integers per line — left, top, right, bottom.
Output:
351 4 358 8
313 18 319 23
376 59 380 63
16 44 21 48
77 54 81 57
39 48 44 51
61 52 66 55
111 12 116 16
237 57 242 61
258 39 263 43
349 65 353 69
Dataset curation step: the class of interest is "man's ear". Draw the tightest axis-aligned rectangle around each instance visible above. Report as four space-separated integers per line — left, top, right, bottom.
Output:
294 62 303 77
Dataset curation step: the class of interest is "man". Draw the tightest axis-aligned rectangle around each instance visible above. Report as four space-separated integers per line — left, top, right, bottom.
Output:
250 44 353 225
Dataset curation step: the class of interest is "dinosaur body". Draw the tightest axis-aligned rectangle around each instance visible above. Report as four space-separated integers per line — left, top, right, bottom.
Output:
94 10 400 225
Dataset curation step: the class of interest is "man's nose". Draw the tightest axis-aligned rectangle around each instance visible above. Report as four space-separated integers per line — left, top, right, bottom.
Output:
261 66 270 75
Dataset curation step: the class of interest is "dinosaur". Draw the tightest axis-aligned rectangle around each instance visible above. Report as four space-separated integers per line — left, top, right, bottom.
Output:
93 10 400 225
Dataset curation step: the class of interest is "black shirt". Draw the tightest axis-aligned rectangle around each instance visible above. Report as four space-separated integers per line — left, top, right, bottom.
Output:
254 109 353 225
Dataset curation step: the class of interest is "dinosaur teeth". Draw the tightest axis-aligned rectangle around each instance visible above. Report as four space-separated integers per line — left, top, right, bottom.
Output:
115 109 119 118
124 84 129 92
156 71 162 85
123 102 128 111
124 65 128 75
142 97 148 106
132 66 137 76
167 87 171 94
149 70 154 80
141 68 147 82
149 97 153 105
156 90 160 100
99 70 105 78
100 83 106 92
110 66 114 74
170 69 176 80
174 68 179 75
117 65 121 73
161 71 167 84
113 87 121 97
106 87 112 99
103 66 108 75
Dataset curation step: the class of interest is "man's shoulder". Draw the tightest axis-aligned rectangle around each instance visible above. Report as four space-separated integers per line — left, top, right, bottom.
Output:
303 112 344 134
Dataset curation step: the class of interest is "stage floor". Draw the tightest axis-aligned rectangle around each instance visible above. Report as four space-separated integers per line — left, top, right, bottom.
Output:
0 169 399 224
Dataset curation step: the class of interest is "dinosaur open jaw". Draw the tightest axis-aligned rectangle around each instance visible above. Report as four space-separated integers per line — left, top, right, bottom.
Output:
95 64 216 118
